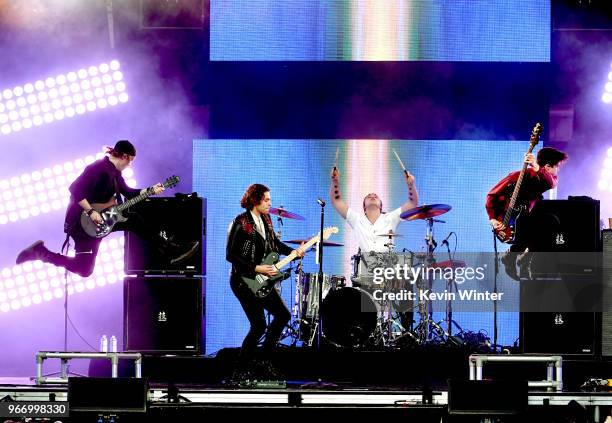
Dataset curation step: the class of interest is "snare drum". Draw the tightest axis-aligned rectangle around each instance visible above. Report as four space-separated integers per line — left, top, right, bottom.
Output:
321 287 378 348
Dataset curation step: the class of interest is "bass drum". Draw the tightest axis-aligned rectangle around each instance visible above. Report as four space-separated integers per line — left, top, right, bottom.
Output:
321 287 378 348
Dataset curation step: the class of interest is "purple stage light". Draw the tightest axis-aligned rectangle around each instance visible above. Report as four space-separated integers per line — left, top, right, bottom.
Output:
0 154 136 225
0 236 126 312
0 61 128 136
598 148 612 191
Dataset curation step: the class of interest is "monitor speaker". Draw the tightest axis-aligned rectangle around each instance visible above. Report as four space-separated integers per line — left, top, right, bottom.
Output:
69 377 147 413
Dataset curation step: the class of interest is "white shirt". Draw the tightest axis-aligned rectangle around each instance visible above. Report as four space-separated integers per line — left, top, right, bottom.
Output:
346 207 402 252
250 211 267 240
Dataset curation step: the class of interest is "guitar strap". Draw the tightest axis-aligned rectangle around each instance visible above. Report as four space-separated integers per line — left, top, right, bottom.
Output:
113 175 122 204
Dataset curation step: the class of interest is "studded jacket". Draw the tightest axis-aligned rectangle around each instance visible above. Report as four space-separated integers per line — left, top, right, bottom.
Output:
226 210 293 278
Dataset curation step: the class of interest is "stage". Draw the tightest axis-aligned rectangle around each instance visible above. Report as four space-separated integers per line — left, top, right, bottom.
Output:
3 347 612 421
2 0 612 421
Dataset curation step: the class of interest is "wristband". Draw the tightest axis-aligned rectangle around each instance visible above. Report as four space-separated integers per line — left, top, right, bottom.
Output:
86 209 95 216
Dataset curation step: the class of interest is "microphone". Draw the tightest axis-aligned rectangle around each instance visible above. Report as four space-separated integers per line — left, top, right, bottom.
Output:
317 198 326 207
441 232 454 246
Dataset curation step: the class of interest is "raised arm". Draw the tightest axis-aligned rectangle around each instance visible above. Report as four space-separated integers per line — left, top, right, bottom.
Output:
400 171 419 213
330 167 348 219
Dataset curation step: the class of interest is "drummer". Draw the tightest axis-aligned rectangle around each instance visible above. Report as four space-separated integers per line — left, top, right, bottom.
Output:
329 167 419 252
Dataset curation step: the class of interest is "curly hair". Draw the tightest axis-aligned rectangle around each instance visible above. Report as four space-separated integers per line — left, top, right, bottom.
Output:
240 183 270 210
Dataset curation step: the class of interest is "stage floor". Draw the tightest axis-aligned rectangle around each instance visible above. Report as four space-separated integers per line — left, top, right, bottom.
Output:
4 347 612 420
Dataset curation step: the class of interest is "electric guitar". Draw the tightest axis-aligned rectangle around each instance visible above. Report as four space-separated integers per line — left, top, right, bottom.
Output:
241 226 339 298
80 175 180 238
494 123 543 243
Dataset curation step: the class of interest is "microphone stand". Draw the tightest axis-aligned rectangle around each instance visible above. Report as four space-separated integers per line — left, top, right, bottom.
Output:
442 233 462 336
316 199 325 350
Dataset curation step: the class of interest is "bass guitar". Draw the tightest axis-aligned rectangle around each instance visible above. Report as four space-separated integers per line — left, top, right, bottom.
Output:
80 175 179 238
494 123 542 243
241 226 339 298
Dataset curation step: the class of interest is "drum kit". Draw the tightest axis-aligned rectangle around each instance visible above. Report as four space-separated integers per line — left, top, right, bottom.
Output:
269 203 459 350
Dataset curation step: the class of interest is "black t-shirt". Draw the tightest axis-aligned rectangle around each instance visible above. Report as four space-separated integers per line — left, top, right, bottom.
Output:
64 156 140 235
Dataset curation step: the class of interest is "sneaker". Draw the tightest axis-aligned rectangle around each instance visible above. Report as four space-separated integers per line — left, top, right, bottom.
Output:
16 240 46 265
170 241 200 265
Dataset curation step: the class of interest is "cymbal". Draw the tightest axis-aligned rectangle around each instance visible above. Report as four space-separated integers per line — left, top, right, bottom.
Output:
285 239 344 247
400 204 452 221
377 231 404 237
269 207 305 221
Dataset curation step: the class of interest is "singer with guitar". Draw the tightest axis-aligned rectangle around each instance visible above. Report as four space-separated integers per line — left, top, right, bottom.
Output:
227 183 305 382
16 140 199 276
486 144 568 280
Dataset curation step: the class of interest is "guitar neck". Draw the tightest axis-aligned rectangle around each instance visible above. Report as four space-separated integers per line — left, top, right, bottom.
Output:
274 233 322 270
502 145 537 225
116 188 153 212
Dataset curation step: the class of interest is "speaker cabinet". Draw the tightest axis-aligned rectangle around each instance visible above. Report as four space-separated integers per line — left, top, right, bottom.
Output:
602 230 612 356
125 196 205 275
521 312 597 355
448 379 527 416
123 277 204 354
69 377 147 413
528 198 600 252
520 198 601 355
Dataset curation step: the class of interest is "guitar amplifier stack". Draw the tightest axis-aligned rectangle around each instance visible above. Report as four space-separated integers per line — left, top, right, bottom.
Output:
520 198 601 356
122 196 206 355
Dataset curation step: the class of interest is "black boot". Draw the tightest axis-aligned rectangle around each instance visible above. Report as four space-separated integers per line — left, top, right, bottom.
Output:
16 241 51 265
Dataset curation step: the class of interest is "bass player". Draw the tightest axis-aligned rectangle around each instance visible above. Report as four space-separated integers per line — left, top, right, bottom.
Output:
486 147 568 280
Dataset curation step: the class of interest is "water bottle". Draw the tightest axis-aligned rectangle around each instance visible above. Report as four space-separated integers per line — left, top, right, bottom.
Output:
110 335 117 353
100 334 108 352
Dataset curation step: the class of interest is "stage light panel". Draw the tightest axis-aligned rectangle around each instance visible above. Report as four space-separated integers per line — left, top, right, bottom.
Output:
0 61 128 136
0 154 136 224
0 236 125 312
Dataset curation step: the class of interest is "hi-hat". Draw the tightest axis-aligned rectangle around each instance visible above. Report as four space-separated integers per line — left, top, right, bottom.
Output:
377 231 404 238
285 239 343 247
400 204 451 221
269 207 305 221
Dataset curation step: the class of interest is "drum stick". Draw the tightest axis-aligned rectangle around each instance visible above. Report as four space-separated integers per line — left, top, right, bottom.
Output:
392 149 409 175
333 147 339 170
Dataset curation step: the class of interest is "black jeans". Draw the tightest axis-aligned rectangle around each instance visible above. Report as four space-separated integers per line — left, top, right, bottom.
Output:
230 274 290 364
46 211 154 277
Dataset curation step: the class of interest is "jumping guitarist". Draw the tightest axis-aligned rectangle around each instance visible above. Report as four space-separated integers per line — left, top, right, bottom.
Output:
226 183 305 382
16 140 199 276
486 145 568 280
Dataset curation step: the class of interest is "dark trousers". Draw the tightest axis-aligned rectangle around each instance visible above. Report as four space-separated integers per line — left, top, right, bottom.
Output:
46 211 154 277
230 274 290 364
